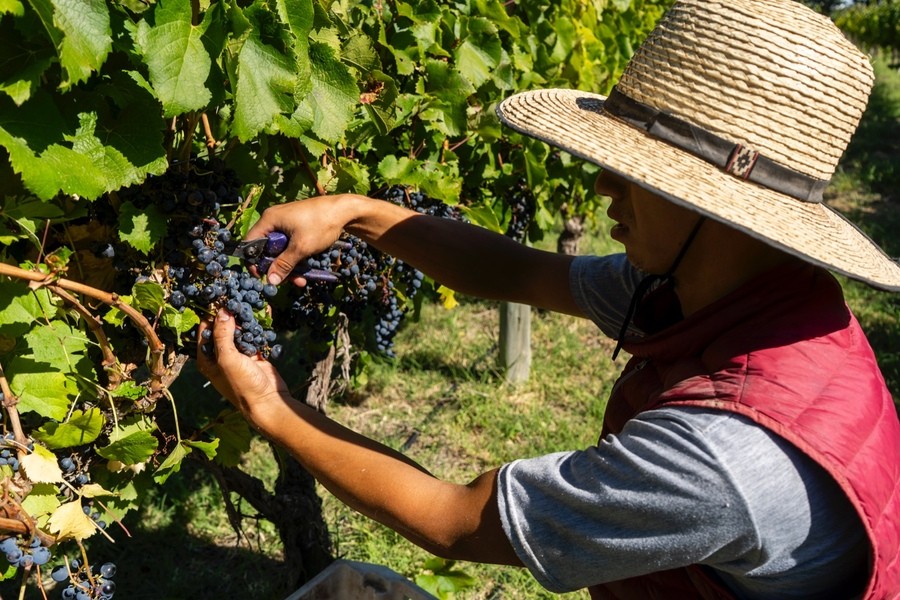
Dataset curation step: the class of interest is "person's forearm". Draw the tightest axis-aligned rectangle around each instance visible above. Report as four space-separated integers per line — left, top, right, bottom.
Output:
339 194 581 314
249 395 521 565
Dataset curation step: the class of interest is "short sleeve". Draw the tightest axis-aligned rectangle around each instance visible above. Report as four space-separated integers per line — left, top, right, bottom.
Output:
569 254 645 339
496 408 760 592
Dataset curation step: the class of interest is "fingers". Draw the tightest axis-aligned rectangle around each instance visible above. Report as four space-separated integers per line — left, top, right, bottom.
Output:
266 253 302 286
210 309 240 360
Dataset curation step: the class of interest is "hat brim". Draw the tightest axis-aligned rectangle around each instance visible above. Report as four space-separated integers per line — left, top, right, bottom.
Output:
497 88 900 292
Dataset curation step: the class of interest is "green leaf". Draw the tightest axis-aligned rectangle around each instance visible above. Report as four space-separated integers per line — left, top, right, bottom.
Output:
153 441 190 484
161 306 200 342
102 296 130 327
328 157 370 195
8 357 77 420
460 204 503 233
67 111 162 194
110 380 148 401
20 483 61 524
185 438 218 460
0 45 54 106
118 201 167 254
28 0 111 88
377 155 425 187
0 94 106 199
132 281 166 313
228 2 299 141
454 17 502 89
0 0 24 16
33 409 105 449
0 90 164 200
24 320 89 366
0 281 56 332
96 429 158 465
209 409 252 467
133 0 215 116
293 40 358 144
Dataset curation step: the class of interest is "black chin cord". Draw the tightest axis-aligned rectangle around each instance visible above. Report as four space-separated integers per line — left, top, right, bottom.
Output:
611 216 707 361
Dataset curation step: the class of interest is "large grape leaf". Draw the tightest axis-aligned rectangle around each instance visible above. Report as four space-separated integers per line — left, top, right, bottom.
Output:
228 0 300 141
97 416 158 465
49 499 96 541
24 319 89 366
291 41 359 144
33 409 105 449
0 91 166 200
96 429 158 465
27 0 111 88
7 357 78 420
209 408 252 467
133 0 220 116
0 282 57 331
453 17 502 89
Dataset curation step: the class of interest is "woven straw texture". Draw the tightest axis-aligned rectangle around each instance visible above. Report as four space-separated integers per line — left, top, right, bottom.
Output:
497 0 900 291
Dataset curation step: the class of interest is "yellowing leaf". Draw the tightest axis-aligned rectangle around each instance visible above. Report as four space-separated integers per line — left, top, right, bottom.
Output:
21 444 63 484
49 500 96 541
438 285 458 310
79 483 113 498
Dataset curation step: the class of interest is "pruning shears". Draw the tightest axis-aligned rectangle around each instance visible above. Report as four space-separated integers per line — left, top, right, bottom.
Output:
227 231 340 283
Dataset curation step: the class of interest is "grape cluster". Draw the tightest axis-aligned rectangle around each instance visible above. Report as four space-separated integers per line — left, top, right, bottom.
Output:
502 177 536 243
277 186 460 358
114 157 280 360
170 221 281 359
51 559 117 600
1 535 52 569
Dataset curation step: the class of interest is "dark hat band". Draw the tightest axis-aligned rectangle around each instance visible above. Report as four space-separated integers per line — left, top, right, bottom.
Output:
595 88 828 203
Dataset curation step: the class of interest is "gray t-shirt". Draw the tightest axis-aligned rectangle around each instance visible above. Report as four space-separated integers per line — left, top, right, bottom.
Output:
496 255 868 599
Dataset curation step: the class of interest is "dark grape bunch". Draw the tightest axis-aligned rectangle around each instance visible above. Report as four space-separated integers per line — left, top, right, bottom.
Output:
502 177 536 243
113 157 280 360
171 220 281 359
1 534 52 569
0 432 31 471
51 559 117 600
278 186 461 358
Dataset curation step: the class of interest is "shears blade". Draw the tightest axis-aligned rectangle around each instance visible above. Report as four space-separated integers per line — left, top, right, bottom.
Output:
225 237 269 261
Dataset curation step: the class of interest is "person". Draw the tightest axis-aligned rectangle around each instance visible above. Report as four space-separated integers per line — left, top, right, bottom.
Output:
197 0 900 598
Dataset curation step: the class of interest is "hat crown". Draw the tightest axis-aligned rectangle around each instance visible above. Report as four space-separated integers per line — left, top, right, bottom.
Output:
615 0 874 181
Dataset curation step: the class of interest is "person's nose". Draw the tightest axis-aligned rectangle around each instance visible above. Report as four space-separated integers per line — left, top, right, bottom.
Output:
594 170 629 199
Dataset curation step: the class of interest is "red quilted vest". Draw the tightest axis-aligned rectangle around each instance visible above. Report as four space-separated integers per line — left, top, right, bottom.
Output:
588 262 900 600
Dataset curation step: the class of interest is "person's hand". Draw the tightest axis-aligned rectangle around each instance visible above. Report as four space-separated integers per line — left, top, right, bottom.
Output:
196 309 293 429
245 194 364 286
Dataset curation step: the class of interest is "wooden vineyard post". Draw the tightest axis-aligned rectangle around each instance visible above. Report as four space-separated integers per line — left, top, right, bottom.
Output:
500 301 532 383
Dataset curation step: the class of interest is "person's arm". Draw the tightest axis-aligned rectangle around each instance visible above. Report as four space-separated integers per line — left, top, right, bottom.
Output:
196 310 524 566
245 194 583 316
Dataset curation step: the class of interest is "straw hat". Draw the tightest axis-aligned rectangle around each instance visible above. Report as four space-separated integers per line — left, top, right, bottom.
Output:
496 0 900 291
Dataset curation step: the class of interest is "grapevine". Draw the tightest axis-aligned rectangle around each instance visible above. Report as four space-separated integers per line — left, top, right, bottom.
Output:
0 0 664 594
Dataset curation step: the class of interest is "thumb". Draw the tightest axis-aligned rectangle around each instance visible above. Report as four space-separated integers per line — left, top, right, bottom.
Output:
266 250 303 286
212 309 240 359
